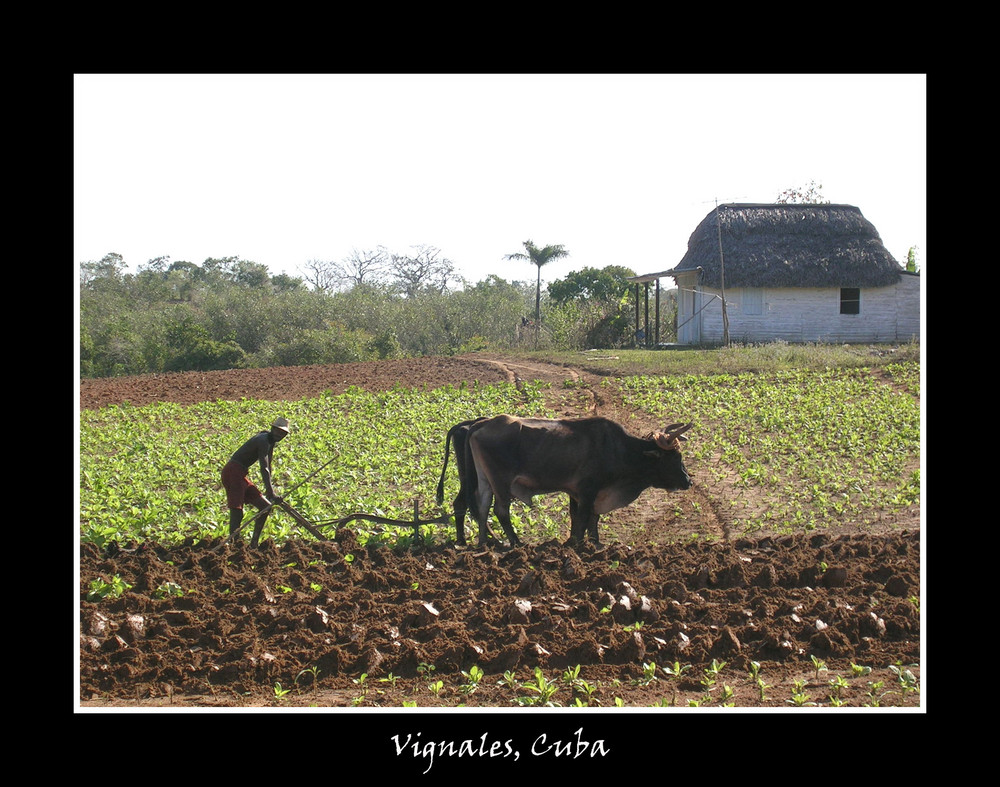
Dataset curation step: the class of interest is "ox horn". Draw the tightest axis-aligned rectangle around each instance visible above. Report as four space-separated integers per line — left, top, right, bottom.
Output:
664 423 692 439
655 423 692 451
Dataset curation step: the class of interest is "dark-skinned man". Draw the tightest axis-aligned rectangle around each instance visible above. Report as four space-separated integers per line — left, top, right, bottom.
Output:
222 417 290 547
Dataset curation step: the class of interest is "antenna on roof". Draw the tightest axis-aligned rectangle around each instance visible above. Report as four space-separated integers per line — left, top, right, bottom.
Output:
715 199 731 347
701 195 750 205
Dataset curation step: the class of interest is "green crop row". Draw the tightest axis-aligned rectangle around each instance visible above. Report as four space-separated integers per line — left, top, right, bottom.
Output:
617 362 921 533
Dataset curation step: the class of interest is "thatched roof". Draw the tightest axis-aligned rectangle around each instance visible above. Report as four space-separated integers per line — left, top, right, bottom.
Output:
668 204 902 289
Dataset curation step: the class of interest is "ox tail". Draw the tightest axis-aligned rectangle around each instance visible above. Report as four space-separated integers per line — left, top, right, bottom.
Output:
436 428 453 506
436 422 465 505
437 418 487 506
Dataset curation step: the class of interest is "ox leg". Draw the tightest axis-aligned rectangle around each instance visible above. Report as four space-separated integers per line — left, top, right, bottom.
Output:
453 491 467 546
567 499 583 547
470 484 494 547
567 498 598 548
587 513 601 545
492 497 522 548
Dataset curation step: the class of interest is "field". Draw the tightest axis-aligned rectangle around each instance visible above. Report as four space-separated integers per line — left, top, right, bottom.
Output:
78 351 922 717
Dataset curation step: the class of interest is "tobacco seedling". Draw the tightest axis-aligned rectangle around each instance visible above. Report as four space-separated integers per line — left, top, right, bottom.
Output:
864 680 886 707
561 665 598 705
295 666 321 689
517 667 560 706
748 661 769 701
87 574 132 602
663 661 692 681
810 655 828 680
153 581 183 599
639 661 658 686
700 659 726 690
459 665 484 695
351 673 369 705
828 674 849 699
889 664 919 696
273 683 291 701
787 680 815 707
561 664 581 685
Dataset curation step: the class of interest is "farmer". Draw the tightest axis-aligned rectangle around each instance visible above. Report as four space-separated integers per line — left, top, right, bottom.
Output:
222 417 291 547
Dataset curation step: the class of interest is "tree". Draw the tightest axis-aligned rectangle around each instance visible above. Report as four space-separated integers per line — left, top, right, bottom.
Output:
230 259 272 289
504 240 569 326
548 265 634 304
775 180 830 204
271 272 305 292
547 266 638 349
80 252 127 289
339 247 389 289
389 244 456 297
299 258 341 293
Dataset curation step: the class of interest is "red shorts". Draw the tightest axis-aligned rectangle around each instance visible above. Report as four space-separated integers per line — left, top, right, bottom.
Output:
222 460 268 511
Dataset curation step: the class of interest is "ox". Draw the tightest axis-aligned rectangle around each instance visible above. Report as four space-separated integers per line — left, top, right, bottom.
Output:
435 418 490 546
467 415 692 547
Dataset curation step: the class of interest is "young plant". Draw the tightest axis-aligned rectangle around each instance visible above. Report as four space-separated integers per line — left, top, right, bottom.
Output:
810 655 828 680
295 665 321 690
351 673 369 706
889 665 919 697
459 665 484 695
86 574 132 602
417 662 436 678
741 661 768 703
517 667 560 706
787 679 815 707
850 662 872 678
562 665 598 706
639 661 658 686
663 660 692 681
864 680 886 707
828 674 850 700
700 659 726 690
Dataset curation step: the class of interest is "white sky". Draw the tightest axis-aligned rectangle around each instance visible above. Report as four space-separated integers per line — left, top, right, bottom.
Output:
74 73 927 287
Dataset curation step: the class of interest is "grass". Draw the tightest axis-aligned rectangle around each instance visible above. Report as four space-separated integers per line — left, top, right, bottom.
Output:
520 340 920 377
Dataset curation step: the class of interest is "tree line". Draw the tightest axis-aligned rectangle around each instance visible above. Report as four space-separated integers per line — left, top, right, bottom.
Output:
78 248 678 378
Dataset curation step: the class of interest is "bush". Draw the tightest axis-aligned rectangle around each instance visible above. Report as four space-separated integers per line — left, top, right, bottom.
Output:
165 319 247 371
264 325 377 366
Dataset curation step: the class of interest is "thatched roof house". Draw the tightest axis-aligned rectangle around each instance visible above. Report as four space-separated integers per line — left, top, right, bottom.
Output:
632 203 920 345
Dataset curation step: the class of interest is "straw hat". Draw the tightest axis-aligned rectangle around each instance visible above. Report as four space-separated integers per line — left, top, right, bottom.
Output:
271 417 291 433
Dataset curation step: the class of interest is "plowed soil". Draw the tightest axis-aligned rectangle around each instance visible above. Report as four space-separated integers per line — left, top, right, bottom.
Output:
78 354 922 717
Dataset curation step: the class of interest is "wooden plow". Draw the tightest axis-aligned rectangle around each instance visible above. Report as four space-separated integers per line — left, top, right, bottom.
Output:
280 498 450 543
212 453 450 551
214 497 450 552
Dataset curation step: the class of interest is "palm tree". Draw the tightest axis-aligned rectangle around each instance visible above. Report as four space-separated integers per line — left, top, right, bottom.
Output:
504 240 570 327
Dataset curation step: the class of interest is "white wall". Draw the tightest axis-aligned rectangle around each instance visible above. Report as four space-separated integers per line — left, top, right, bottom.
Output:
679 278 920 344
